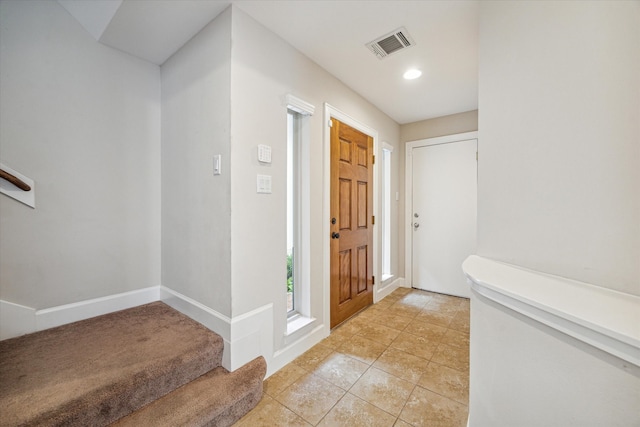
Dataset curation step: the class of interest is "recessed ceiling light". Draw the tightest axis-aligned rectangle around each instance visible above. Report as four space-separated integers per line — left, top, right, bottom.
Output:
403 69 422 80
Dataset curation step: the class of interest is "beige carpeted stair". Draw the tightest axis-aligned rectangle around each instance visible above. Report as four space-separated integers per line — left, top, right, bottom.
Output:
0 302 266 427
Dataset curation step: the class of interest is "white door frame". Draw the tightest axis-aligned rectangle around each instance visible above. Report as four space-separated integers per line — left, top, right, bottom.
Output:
323 103 379 334
404 131 478 289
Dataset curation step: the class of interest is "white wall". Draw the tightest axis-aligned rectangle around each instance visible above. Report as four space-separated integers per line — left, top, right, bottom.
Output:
400 110 478 144
229 7 400 363
0 2 404 373
0 0 161 309
477 0 640 296
161 8 232 317
471 2 640 425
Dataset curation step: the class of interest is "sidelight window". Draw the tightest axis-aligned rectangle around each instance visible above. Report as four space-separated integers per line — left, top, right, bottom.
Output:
285 96 314 333
382 143 394 280
286 110 300 314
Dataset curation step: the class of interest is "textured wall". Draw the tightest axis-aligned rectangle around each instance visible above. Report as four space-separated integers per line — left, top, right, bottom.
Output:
0 0 161 309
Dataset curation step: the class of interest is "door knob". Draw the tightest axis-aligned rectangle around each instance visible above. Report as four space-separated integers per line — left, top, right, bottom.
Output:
331 232 340 239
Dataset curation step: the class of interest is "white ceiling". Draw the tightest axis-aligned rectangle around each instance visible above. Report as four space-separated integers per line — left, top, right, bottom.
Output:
58 0 479 124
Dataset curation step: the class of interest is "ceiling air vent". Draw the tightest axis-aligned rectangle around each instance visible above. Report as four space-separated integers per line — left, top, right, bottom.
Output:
366 27 415 59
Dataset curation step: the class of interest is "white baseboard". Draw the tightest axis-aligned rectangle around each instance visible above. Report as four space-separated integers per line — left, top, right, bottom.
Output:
269 323 327 377
229 303 274 372
2 285 328 379
160 286 231 340
160 286 275 372
0 286 160 341
159 287 329 376
37 287 160 331
0 300 37 340
376 276 405 302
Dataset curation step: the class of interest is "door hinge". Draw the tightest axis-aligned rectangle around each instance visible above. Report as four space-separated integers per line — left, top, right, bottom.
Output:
372 215 375 225
328 119 333 128
372 275 375 285
372 155 375 164
476 151 478 161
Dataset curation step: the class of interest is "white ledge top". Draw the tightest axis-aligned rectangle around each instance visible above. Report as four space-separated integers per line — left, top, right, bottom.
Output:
462 255 640 366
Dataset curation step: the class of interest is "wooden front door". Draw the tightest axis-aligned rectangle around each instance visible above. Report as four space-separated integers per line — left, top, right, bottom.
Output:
330 118 374 328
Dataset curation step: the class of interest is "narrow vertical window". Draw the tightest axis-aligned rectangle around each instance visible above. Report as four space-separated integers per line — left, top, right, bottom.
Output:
286 110 299 313
285 95 314 331
382 144 393 280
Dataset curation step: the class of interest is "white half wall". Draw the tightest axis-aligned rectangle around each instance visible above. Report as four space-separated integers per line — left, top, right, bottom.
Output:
471 292 640 426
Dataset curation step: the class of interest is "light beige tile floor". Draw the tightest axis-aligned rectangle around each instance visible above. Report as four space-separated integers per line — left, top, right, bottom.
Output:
235 288 470 427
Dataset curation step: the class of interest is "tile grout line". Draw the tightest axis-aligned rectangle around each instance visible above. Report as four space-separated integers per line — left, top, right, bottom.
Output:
256 288 470 427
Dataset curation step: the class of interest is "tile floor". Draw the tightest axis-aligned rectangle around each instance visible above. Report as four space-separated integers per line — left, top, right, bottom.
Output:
235 287 470 427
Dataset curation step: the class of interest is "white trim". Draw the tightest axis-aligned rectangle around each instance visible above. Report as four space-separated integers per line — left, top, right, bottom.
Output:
269 323 326 377
323 103 379 331
1 287 160 340
0 300 37 340
228 303 274 372
286 94 315 116
376 277 405 302
463 255 640 367
404 131 478 288
37 286 160 331
285 314 316 338
161 286 275 372
160 286 232 366
2 286 278 373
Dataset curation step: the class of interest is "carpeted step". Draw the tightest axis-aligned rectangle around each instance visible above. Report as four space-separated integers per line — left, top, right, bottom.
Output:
112 356 267 427
0 302 223 427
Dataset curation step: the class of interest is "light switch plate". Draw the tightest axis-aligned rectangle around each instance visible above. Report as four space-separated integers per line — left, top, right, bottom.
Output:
258 144 272 163
257 174 272 193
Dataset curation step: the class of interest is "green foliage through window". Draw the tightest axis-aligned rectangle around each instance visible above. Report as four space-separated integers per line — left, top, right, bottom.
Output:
286 253 293 293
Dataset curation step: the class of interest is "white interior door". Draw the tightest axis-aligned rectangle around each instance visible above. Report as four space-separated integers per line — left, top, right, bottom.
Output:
411 139 477 298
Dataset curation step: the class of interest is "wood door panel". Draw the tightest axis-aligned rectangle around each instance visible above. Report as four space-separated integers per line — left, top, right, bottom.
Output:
357 181 368 229
330 118 374 328
339 178 352 230
339 138 352 163
357 245 368 294
339 249 352 303
357 144 368 167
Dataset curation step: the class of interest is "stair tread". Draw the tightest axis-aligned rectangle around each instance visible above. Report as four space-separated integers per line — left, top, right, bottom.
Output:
113 356 267 427
0 302 223 427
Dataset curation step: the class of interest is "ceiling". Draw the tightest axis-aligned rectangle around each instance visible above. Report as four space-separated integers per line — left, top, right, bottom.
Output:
58 0 479 124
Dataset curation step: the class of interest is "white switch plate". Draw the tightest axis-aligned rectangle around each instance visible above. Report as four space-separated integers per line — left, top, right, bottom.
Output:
258 144 272 163
257 174 272 193
213 154 221 175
